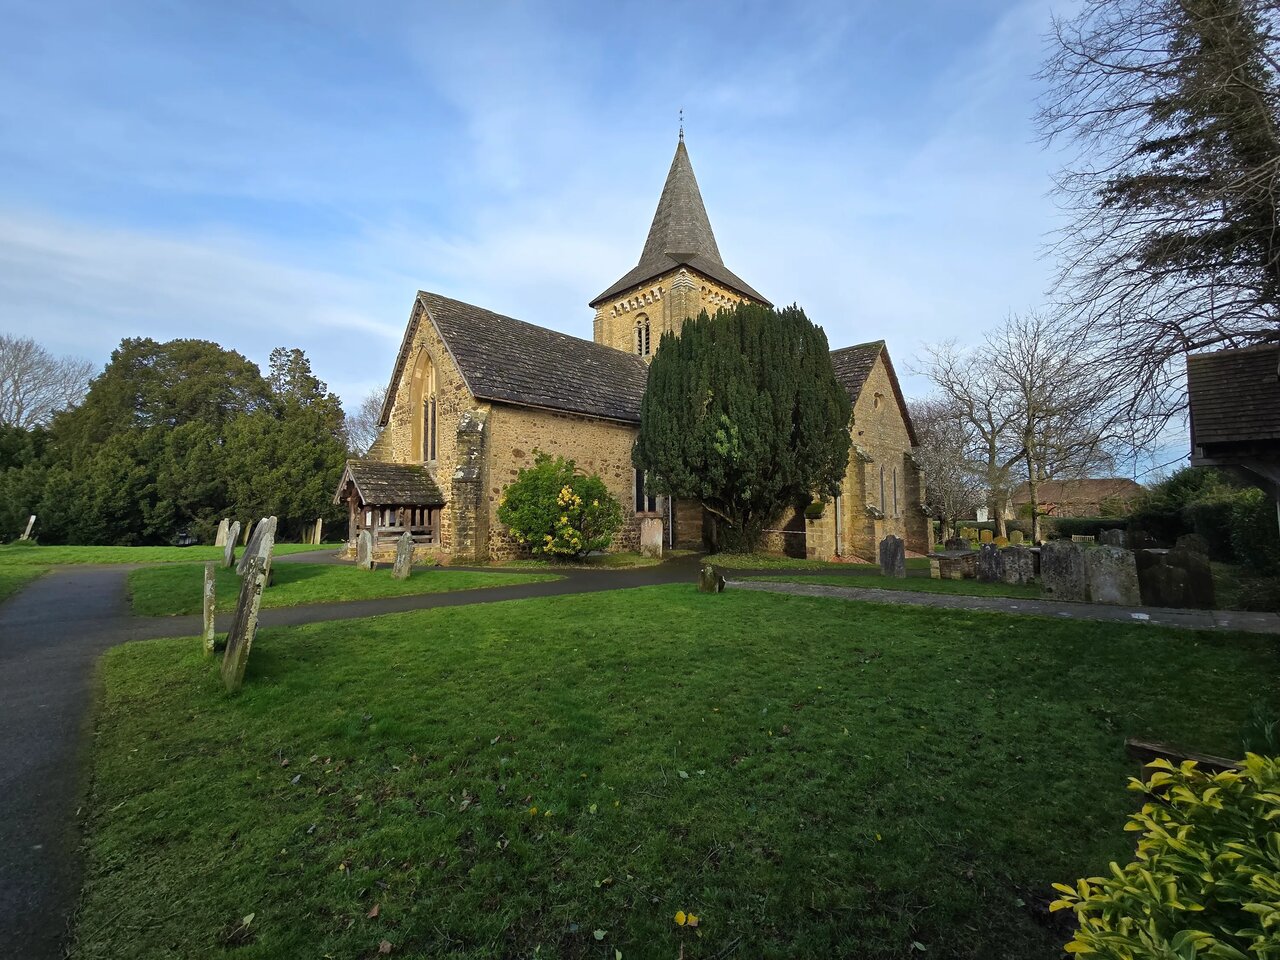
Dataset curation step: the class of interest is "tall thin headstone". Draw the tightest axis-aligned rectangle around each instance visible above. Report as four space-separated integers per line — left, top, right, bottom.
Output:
392 531 413 580
20 515 35 541
238 518 267 575
214 518 230 547
221 555 268 694
222 521 241 569
312 518 323 545
202 562 218 655
356 529 374 570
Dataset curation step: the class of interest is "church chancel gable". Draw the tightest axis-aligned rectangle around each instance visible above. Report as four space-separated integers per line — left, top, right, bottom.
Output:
339 134 931 563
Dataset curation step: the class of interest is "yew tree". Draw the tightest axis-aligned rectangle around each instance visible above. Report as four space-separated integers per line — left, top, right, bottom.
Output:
634 303 851 552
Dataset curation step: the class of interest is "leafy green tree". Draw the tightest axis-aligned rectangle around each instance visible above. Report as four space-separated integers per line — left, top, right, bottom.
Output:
497 453 624 559
633 303 851 552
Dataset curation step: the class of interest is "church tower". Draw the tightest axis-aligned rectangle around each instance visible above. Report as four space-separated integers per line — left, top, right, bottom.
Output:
590 135 770 361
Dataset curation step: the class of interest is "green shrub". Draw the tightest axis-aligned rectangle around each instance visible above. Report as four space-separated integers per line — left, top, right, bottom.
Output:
496 453 624 560
803 501 825 520
1051 754 1280 960
1183 488 1242 560
1230 487 1280 573
1129 467 1231 545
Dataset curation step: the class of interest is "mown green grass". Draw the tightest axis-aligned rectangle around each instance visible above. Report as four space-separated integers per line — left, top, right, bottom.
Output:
74 586 1276 959
127 562 561 616
0 565 46 603
479 550 699 570
709 552 932 571
747 572 1044 599
0 543 327 566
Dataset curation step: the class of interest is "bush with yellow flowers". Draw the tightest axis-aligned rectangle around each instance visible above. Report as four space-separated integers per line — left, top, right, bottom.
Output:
497 453 624 560
1050 754 1280 959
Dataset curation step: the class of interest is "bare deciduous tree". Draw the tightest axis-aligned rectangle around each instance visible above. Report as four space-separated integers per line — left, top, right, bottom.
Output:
344 387 387 457
0 334 95 429
1038 0 1280 436
908 397 986 542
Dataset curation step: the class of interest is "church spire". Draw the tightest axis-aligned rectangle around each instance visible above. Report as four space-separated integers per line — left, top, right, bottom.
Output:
638 137 723 267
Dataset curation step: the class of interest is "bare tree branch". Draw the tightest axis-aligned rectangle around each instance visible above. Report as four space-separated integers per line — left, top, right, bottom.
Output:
0 334 94 429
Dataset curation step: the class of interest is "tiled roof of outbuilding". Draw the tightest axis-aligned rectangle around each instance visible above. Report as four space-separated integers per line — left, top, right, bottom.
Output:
590 140 770 307
1188 342 1280 448
334 459 445 506
381 292 650 426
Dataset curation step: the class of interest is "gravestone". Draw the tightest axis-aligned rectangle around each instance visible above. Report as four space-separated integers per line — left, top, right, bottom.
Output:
221 555 269 694
1098 528 1126 548
1136 548 1215 609
977 543 1004 583
202 562 218 655
1009 530 1025 545
1000 545 1036 585
214 518 230 547
1084 545 1141 605
237 518 269 575
356 529 374 570
979 529 994 544
392 531 413 580
1126 528 1156 550
312 517 323 545
253 517 278 585
20 515 35 541
1040 540 1088 602
639 516 664 559
944 536 971 552
878 535 906 578
1175 533 1211 557
222 521 241 569
698 563 725 594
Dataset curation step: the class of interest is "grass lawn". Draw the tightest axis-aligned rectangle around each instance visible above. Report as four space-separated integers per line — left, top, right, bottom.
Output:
0 543 328 566
0 564 46 603
747 572 1044 600
710 552 932 571
479 550 698 570
128 562 561 616
74 587 1277 959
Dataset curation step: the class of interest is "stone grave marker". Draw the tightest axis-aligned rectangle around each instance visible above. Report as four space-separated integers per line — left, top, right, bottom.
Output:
698 563 725 593
221 555 269 694
1000 545 1036 585
944 536 971 552
237 517 271 575
639 516 664 559
19 515 35 540
878 535 906 578
977 543 1004 582
222 521 241 569
1136 547 1215 609
214 518 230 547
392 531 413 580
202 562 218 655
1098 528 1126 548
1009 530 1024 545
979 529 994 544
1084 545 1141 605
1040 540 1088 601
356 529 374 570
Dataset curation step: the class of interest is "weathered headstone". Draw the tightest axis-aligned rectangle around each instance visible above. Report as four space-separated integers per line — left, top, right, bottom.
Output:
312 517 323 545
392 531 413 580
979 529 994 544
222 521 241 569
977 543 1004 583
1009 530 1025 545
639 516 664 559
698 563 725 593
221 555 268 693
214 518 230 547
878 535 906 578
1084 545 1141 605
1098 528 1126 548
238 517 271 575
19 515 35 541
202 562 218 655
943 536 971 552
1175 533 1211 557
356 529 374 570
1000 545 1036 585
1136 548 1215 609
1040 540 1088 602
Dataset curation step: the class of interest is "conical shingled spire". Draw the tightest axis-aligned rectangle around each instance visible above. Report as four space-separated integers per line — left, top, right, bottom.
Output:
590 138 768 308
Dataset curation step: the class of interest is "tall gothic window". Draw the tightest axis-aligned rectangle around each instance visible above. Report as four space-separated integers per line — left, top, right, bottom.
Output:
411 349 437 464
635 469 658 513
635 315 651 357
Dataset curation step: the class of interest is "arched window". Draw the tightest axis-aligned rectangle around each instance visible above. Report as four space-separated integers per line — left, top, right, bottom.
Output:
410 349 438 464
635 314 651 357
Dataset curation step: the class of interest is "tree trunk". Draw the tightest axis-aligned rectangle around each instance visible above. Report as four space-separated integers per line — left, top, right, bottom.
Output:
1026 454 1041 543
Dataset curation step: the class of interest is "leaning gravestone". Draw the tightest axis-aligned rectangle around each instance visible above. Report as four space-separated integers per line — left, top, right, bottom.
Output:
202 562 217 655
237 517 273 575
1098 528 1127 548
214 518 230 547
392 531 413 580
20 514 35 541
1083 545 1141 605
698 563 725 594
1040 540 1088 602
879 535 906 578
977 543 1004 583
221 521 241 569
1001 545 1036 585
356 529 374 570
221 555 268 693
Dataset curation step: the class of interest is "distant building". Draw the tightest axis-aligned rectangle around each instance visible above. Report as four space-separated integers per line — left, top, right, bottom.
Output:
1187 342 1280 486
1009 478 1144 518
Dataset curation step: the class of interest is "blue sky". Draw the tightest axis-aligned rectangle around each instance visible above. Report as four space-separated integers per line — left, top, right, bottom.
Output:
0 0 1071 417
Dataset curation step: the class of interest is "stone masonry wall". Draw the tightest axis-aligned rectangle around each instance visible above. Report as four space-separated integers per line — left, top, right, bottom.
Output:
592 266 756 359
484 403 644 560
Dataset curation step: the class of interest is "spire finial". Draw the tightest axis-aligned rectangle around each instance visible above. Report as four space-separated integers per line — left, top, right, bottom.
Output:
679 107 684 143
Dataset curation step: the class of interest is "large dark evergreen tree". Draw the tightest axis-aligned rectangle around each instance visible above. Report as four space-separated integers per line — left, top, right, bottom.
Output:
634 303 851 552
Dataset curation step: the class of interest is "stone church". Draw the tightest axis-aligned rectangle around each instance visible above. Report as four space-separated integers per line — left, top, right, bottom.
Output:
336 136 930 562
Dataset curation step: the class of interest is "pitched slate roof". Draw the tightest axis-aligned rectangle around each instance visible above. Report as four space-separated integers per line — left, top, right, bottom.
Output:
1010 478 1143 506
828 340 918 446
590 139 770 307
334 459 445 506
380 292 650 426
1187 343 1280 449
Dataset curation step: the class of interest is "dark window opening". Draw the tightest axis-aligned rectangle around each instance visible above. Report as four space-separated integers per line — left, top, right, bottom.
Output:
635 469 658 513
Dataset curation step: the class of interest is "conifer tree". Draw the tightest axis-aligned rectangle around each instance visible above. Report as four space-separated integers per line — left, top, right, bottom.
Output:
634 303 851 552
